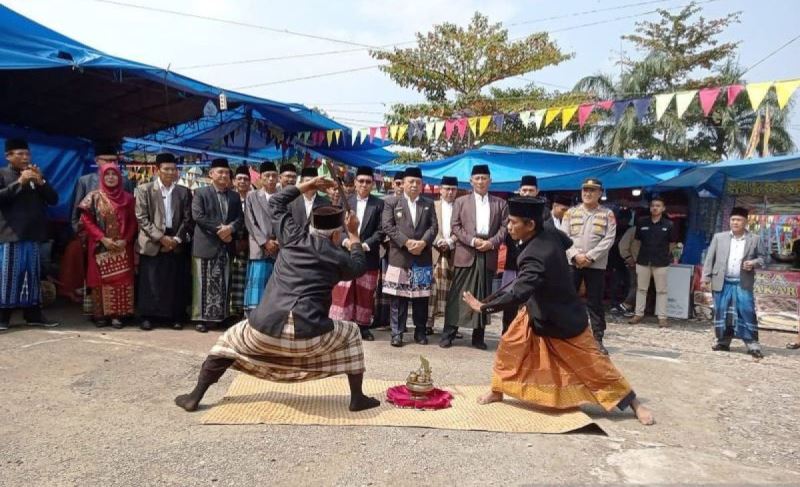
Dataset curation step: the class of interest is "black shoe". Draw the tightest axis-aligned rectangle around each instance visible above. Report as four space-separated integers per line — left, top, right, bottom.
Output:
361 329 375 341
748 349 764 359
455 333 464 340
95 319 109 328
425 326 434 335
0 322 9 331
711 343 730 352
140 320 153 331
596 341 609 355
439 339 453 349
390 336 403 347
195 323 209 333
26 316 60 328
414 335 428 345
472 341 488 350
110 318 124 329
173 322 184 330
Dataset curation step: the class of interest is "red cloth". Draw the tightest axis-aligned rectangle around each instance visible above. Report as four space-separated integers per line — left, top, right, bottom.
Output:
329 269 379 326
56 236 85 301
386 385 453 410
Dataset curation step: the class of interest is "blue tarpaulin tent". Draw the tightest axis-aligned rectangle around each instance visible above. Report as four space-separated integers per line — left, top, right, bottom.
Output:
379 145 694 191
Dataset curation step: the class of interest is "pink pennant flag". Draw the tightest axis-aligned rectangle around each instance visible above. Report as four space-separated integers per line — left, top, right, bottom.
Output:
577 104 595 128
596 100 614 111
444 120 455 140
379 126 388 140
456 118 468 139
368 127 377 144
698 87 721 116
726 84 744 106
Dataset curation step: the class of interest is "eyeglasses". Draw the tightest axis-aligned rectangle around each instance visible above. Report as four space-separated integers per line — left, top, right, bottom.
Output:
356 178 373 184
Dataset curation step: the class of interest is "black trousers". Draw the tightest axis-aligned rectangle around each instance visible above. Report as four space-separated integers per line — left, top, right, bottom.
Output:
390 296 429 338
0 306 44 324
608 259 631 307
572 267 607 341
441 324 485 345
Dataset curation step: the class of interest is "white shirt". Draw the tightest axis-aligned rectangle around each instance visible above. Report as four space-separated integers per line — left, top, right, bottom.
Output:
356 196 368 234
551 210 564 232
726 232 748 279
441 200 453 241
303 193 316 217
474 192 491 237
405 194 419 226
156 177 175 229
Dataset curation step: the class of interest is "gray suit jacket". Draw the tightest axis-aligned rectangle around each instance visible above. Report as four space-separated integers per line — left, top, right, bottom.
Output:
190 185 244 259
245 188 277 260
134 180 192 256
702 231 765 292
451 192 509 271
382 193 438 268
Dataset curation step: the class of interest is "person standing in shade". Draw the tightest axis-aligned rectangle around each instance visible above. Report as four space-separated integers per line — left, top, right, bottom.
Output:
228 165 252 318
190 158 244 333
550 195 572 233
135 153 192 331
427 176 459 335
441 165 508 350
278 163 297 189
391 171 404 197
381 167 437 347
564 178 616 355
330 167 384 341
243 161 280 314
629 196 675 327
71 142 134 234
342 172 356 198
290 166 331 227
372 170 403 331
701 207 765 359
0 138 59 330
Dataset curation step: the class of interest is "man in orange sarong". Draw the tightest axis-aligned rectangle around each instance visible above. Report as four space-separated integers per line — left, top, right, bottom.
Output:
462 196 654 425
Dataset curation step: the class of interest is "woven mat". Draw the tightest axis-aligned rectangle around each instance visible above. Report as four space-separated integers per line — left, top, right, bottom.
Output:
201 375 601 434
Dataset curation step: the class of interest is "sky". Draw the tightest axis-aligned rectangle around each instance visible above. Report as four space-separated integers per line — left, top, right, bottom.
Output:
5 0 800 147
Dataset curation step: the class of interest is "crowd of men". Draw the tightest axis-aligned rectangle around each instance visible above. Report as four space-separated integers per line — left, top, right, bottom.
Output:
0 137 774 359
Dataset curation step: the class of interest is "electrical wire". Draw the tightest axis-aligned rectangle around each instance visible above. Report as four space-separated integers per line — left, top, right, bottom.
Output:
741 32 800 76
233 65 382 89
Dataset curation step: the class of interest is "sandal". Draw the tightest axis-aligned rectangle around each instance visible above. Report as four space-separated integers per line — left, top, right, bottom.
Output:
786 342 800 350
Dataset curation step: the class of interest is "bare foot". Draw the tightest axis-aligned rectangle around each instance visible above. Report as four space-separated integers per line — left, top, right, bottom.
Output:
477 391 503 405
349 394 380 412
174 393 200 412
631 399 655 425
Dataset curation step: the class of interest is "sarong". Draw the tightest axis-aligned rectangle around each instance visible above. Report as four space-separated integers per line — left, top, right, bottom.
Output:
427 253 454 326
191 250 231 322
382 263 433 298
330 269 380 326
210 316 365 382
228 254 248 316
243 258 275 310
137 251 189 320
445 252 492 329
492 307 635 411
0 241 41 308
91 283 134 318
713 278 759 344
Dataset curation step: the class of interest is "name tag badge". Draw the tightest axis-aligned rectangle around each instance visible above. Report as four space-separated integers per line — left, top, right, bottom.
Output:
662 227 668 231
396 211 403 219
641 226 650 230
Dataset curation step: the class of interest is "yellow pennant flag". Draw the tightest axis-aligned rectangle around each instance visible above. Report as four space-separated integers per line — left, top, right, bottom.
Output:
774 79 800 109
468 117 479 136
654 93 675 121
746 81 773 111
333 129 341 144
478 116 491 136
544 107 561 128
397 124 408 141
674 90 697 118
434 121 445 140
389 125 399 140
561 105 578 129
326 130 334 146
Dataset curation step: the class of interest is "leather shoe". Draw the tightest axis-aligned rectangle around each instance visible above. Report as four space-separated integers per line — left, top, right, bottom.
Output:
425 326 434 336
711 343 730 352
140 320 153 331
195 323 209 333
747 349 764 359
596 341 609 355
390 336 403 347
439 339 453 349
472 341 488 350
361 329 375 341
173 322 184 330
628 315 644 325
414 335 428 345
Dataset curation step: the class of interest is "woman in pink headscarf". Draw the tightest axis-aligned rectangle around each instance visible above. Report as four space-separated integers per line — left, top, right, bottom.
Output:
78 164 137 328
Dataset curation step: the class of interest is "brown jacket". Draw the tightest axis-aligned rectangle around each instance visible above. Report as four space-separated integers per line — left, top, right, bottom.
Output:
451 192 508 271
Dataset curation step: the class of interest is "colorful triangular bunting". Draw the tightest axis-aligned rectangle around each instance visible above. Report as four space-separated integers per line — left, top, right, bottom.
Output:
478 115 491 136
746 82 773 110
698 87 721 116
561 105 578 129
774 79 800 109
544 107 561 128
654 93 674 121
675 90 697 118
726 84 744 106
577 104 594 128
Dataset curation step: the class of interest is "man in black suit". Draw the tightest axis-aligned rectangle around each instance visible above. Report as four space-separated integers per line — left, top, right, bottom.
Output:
190 158 244 333
381 167 438 347
462 197 655 426
330 166 384 341
289 166 330 227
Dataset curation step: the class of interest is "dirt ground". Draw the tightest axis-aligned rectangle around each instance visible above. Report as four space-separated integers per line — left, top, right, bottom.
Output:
1 303 799 486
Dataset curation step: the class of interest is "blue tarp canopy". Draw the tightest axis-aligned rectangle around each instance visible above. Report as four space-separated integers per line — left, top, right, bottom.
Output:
379 145 694 192
655 153 800 194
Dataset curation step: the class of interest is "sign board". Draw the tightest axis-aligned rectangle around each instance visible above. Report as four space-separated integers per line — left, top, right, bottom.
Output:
667 264 694 319
754 269 800 332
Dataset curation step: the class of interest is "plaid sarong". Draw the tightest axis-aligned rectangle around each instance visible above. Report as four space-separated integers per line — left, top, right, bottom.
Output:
228 254 248 316
427 253 454 326
713 278 759 344
243 258 274 310
210 316 365 382
191 250 231 322
330 269 379 326
382 263 433 298
0 241 41 308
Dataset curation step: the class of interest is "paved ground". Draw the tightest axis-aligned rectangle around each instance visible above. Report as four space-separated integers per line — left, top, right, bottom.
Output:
1 303 799 486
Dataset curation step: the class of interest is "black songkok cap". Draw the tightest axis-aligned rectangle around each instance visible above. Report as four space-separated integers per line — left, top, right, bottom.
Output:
279 163 297 174
259 161 278 173
520 175 538 188
342 173 355 184
355 166 374 178
553 195 573 207
155 152 176 165
312 205 344 230
404 167 423 179
440 176 458 187
730 206 749 218
5 138 29 152
235 165 251 177
508 196 546 221
93 140 119 157
210 158 230 169
393 170 405 181
300 166 318 179
471 164 490 176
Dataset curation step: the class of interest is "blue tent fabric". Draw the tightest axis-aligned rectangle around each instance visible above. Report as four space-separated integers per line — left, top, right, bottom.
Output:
379 145 694 191
656 153 800 193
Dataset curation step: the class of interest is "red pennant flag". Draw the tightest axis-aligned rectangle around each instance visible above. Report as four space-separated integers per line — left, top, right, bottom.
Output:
577 103 595 128
698 87 721 116
456 118 468 139
596 100 614 111
444 120 455 140
379 126 388 140
727 84 744 106
368 127 377 143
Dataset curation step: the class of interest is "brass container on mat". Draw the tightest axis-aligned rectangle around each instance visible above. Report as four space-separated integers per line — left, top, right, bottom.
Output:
405 356 434 400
